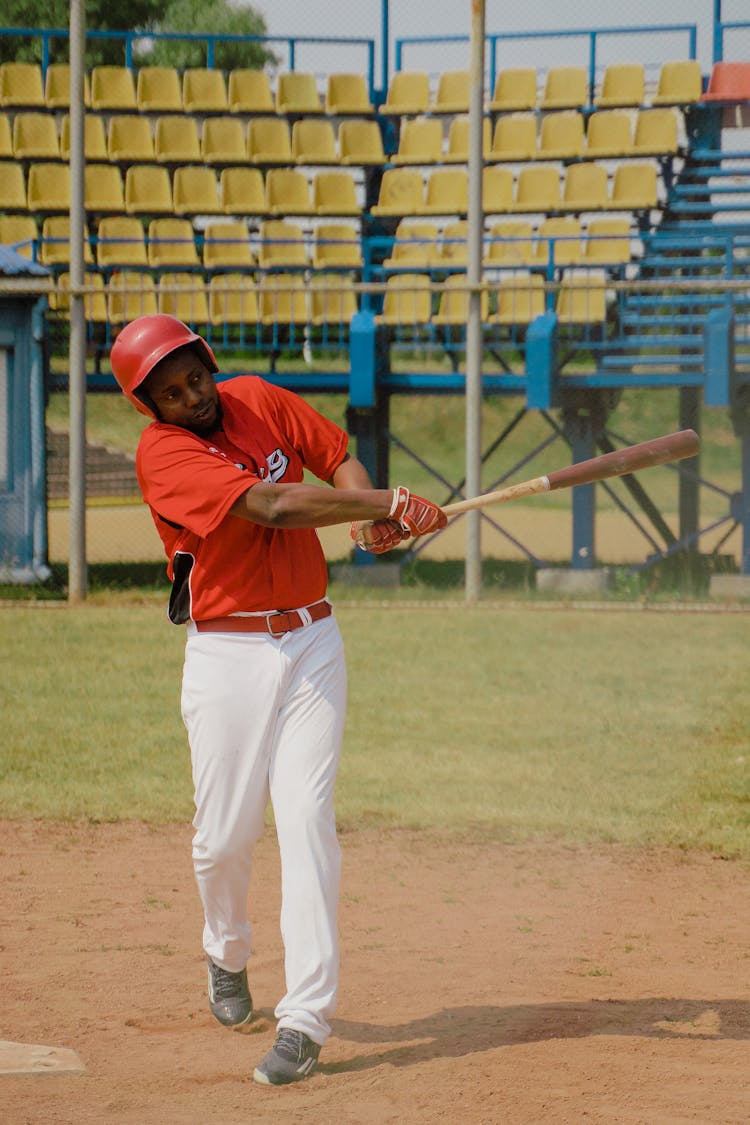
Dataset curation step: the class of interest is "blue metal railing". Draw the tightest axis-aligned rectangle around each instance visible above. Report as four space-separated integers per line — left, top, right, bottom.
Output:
395 24 698 105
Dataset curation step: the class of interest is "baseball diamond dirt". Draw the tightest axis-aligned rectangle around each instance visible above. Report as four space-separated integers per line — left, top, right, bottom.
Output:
1 820 749 1124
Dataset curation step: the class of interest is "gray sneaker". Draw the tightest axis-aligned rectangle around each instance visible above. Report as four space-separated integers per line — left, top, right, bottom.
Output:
206 957 253 1027
253 1028 321 1085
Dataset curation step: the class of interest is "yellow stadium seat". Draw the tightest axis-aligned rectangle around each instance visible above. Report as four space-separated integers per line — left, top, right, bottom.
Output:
585 111 633 159
158 272 209 324
539 66 588 110
201 117 247 164
60 114 107 161
107 270 158 323
39 216 93 267
431 70 470 114
419 168 468 216
265 168 313 215
484 220 535 267
370 168 424 217
154 116 201 164
594 63 645 108
607 163 659 210
0 62 45 108
312 223 363 269
538 111 585 160
123 164 172 215
533 216 582 266
483 167 515 214
44 63 90 109
220 166 268 216
0 113 11 159
382 221 439 269
489 67 537 112
50 271 107 321
310 275 358 326
95 216 149 268
202 220 255 270
90 66 136 111
84 163 125 213
512 165 561 213
325 73 374 115
276 72 322 115
338 119 386 165
292 118 338 165
247 117 292 164
12 112 60 160
0 161 27 210
437 220 469 268
107 115 155 163
136 67 182 112
490 112 537 162
0 214 38 257
651 60 703 106
312 170 360 215
259 273 308 325
443 115 491 163
432 273 488 325
182 68 227 113
257 220 308 268
228 69 274 114
560 162 609 211
375 272 432 325
147 218 200 268
390 117 443 164
379 71 430 116
173 165 222 215
208 272 260 326
208 273 259 326
27 162 70 212
556 271 607 324
631 108 679 156
489 273 546 324
582 218 632 264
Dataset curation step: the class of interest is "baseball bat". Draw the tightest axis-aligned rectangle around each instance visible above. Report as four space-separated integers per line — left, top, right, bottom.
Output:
442 429 699 517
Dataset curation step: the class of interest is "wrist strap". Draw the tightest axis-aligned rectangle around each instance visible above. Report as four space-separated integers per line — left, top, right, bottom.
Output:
389 485 409 517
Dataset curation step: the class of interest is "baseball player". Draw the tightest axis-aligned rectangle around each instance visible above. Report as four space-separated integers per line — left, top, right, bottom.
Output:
110 314 446 1086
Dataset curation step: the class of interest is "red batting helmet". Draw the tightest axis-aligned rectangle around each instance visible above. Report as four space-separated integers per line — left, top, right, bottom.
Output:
110 314 218 417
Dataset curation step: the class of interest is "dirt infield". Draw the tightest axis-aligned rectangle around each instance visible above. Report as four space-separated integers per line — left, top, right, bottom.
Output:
1 821 749 1124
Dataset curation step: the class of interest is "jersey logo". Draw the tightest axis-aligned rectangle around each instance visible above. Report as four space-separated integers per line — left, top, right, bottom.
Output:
266 447 290 483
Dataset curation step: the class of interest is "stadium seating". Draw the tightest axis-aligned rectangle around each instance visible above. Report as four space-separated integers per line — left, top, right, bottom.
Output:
391 117 444 164
556 271 608 324
27 162 70 212
537 111 585 160
208 273 259 325
154 116 201 163
594 63 645 108
312 223 363 269
309 275 358 326
338 119 386 165
276 72 322 115
420 168 468 216
432 274 488 325
90 66 137 111
50 271 107 321
489 273 546 324
107 115 155 163
228 69 274 114
12 112 60 160
702 62 750 103
59 114 108 162
220 166 268 215
375 273 432 325
265 168 313 215
325 73 374 115
483 167 515 214
201 117 247 164
257 220 308 268
371 168 424 217
581 217 632 264
292 118 338 164
0 62 45 108
0 214 38 257
383 221 439 269
539 66 588 110
379 71 431 116
247 117 292 164
85 163 126 212
585 111 633 159
559 162 609 211
607 162 658 210
484 220 535 267
651 60 703 105
173 165 222 214
437 220 469 268
95 216 149 268
631 109 679 156
431 70 470 114
202 220 256 270
137 67 182 113
107 270 158 322
489 68 537 112
312 170 360 215
259 273 308 324
0 113 11 158
44 63 90 109
443 116 491 162
490 113 537 161
182 68 227 113
123 164 172 214
158 272 209 324
534 216 583 266
512 165 561 213
147 218 200 268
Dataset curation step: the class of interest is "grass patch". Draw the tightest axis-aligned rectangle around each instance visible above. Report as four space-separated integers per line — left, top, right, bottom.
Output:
2 603 749 856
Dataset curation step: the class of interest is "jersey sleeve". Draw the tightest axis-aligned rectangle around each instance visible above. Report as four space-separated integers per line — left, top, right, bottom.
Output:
226 378 349 481
136 425 256 538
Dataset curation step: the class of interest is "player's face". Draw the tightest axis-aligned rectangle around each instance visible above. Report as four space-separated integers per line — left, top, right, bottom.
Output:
144 349 221 435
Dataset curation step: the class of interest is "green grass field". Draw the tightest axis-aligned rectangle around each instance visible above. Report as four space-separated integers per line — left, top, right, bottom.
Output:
3 601 748 856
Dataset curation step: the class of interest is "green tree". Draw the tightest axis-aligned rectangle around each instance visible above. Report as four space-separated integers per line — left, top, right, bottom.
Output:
0 0 273 69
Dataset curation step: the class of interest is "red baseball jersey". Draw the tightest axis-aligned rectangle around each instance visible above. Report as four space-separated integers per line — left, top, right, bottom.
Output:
136 375 349 622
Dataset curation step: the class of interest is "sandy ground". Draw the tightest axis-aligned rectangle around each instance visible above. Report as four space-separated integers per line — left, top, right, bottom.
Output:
1 820 749 1125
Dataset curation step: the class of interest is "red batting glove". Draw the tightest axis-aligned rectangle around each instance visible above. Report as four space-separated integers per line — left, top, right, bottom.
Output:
350 519 407 554
389 486 447 539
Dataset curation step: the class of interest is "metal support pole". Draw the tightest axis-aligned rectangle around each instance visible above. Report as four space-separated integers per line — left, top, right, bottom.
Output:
678 386 700 550
568 416 596 570
465 0 485 603
68 0 87 602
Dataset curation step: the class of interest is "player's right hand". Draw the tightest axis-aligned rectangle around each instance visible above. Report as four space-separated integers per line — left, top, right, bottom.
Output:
350 518 407 554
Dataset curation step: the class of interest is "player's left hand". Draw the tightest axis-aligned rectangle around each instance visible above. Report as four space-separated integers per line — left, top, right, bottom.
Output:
389 486 447 538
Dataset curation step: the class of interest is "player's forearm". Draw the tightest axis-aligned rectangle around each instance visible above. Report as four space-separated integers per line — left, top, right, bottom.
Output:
229 481 394 528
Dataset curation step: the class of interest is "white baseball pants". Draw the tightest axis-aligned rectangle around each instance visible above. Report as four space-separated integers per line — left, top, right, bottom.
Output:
180 613 346 1046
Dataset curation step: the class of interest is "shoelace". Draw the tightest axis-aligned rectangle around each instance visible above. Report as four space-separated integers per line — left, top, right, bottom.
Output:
212 965 244 999
274 1029 307 1061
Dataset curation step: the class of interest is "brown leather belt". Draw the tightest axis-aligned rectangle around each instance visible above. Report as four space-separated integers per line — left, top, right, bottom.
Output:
195 601 332 637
